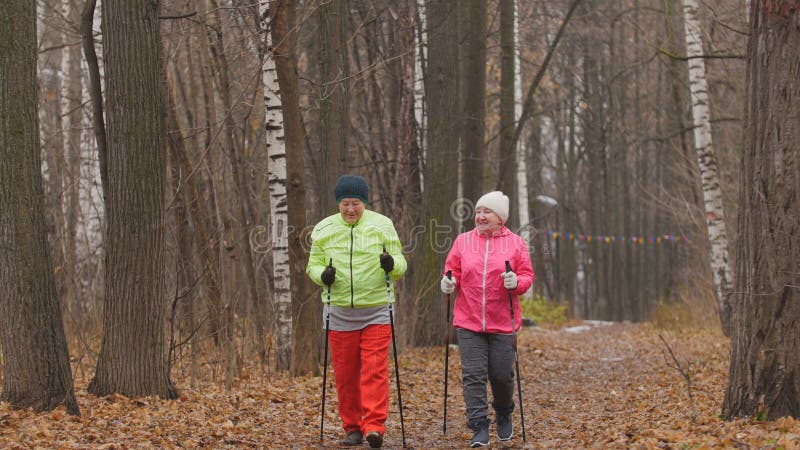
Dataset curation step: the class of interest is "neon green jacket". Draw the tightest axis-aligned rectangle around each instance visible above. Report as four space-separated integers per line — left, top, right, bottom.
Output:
306 209 407 308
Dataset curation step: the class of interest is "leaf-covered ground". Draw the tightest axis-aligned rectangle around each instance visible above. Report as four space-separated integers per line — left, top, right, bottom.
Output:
3 322 800 448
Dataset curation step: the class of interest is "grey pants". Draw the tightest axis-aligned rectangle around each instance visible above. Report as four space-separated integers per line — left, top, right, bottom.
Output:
457 328 516 430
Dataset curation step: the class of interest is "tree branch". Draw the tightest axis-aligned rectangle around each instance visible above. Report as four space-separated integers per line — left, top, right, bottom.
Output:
658 47 745 60
159 11 198 20
81 0 109 202
509 0 584 162
658 334 697 422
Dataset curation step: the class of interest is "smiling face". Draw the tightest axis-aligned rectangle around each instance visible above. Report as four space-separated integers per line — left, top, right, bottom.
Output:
339 198 365 224
474 206 503 235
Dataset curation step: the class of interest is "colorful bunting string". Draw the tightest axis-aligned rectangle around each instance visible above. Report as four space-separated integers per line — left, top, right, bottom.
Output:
547 230 687 244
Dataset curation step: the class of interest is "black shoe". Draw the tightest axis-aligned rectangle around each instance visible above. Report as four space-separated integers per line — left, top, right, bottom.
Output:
366 431 384 448
470 425 489 448
496 413 513 441
338 430 363 446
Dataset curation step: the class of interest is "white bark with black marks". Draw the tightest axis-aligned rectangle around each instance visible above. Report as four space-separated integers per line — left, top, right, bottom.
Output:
259 0 292 371
682 0 733 334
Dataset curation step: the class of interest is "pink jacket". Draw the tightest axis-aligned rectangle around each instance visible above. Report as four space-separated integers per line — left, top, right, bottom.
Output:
443 227 535 334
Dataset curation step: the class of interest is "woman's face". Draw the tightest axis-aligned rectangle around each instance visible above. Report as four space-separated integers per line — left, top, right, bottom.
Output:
474 206 503 234
339 198 365 224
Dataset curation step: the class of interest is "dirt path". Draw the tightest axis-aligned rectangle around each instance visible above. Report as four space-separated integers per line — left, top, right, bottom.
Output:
389 321 728 449
0 322 745 449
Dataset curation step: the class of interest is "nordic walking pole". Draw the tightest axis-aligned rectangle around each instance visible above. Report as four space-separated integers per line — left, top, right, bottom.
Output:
442 270 453 435
319 258 333 442
505 260 527 442
384 244 407 448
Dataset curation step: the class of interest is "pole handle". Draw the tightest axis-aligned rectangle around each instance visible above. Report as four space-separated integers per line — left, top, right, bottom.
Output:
328 258 333 268
505 260 512 273
446 270 452 280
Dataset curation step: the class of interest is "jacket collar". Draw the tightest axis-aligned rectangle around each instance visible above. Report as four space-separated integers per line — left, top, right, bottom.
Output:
335 209 370 226
472 225 509 238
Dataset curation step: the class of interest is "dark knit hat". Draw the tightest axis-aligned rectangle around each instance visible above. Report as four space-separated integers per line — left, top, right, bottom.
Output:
334 175 369 204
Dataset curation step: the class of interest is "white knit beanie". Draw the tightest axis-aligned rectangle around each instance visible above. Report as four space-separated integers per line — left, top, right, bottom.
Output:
475 191 509 223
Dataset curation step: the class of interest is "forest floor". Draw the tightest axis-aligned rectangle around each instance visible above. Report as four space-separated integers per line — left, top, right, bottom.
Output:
3 321 800 449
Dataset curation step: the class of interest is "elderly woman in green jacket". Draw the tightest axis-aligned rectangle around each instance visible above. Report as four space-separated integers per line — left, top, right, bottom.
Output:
306 175 407 449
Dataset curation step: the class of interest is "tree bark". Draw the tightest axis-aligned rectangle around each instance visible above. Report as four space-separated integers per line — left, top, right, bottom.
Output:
80 0 109 203
681 0 733 335
0 0 79 415
724 0 800 421
64 0 84 327
498 0 517 229
513 0 530 230
409 0 460 346
271 0 320 376
460 0 487 229
40 9 68 313
391 0 419 231
258 0 293 373
315 0 349 218
189 1 225 348
88 0 176 399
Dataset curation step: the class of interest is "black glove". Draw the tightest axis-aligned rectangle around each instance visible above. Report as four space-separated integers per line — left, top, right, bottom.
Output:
321 265 336 286
380 253 394 273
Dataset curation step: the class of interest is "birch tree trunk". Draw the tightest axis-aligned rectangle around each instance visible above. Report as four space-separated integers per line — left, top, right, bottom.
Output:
0 0 79 415
258 0 292 372
414 0 427 160
270 0 319 376
682 0 733 335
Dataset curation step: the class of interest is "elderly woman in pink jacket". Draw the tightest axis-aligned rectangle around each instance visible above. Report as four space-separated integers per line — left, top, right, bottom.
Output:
440 191 535 448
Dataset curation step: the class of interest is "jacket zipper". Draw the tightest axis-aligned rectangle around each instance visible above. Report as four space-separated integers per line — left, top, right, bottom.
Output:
481 237 489 332
349 225 355 308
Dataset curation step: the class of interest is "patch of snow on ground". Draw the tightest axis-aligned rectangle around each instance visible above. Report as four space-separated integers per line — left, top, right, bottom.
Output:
563 320 616 333
563 325 591 333
583 320 615 327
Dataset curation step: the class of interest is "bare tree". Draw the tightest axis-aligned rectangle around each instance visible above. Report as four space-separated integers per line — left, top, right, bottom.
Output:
88 0 176 398
724 0 800 421
459 0 487 229
270 0 319 376
681 0 733 335
205 0 264 368
408 0 460 346
63 0 85 328
0 0 79 415
315 0 349 218
258 0 292 372
498 0 517 229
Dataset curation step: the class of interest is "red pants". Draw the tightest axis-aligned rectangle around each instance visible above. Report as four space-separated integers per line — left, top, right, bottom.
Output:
329 324 392 435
